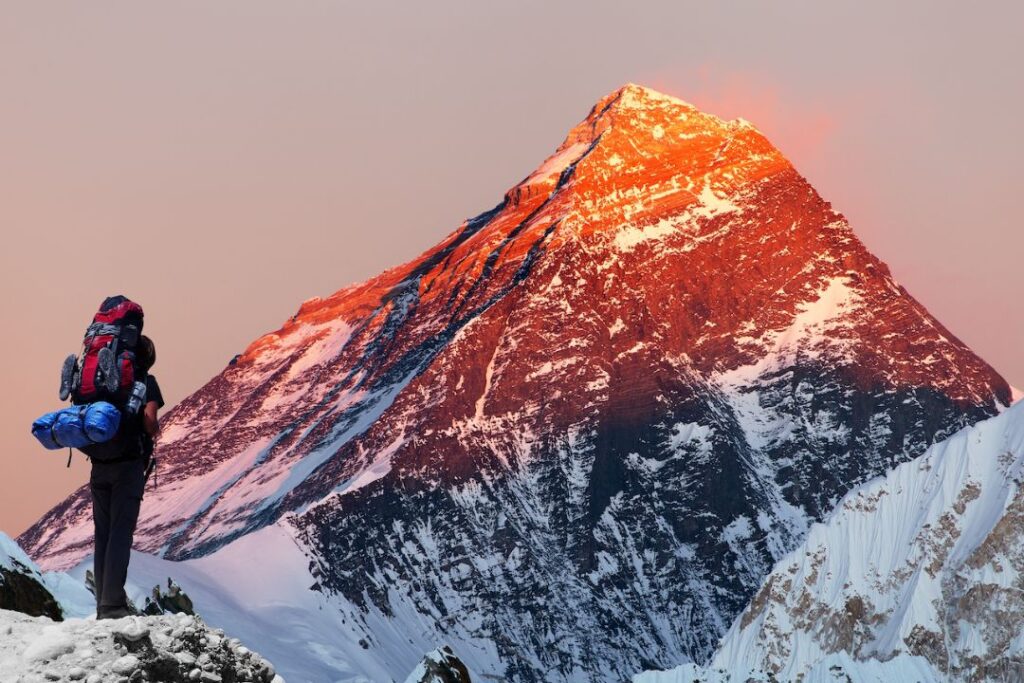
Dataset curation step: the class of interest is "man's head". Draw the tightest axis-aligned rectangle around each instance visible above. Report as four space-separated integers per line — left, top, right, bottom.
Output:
137 335 156 373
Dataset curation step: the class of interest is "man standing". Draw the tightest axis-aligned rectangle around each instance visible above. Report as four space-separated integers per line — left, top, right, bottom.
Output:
89 335 164 619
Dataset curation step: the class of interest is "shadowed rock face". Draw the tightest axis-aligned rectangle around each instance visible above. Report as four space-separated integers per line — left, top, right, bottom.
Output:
21 85 1011 681
0 564 62 621
1 532 62 621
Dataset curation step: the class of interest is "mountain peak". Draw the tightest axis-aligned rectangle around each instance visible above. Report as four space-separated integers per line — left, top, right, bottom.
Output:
496 82 793 254
589 83 756 135
605 83 697 111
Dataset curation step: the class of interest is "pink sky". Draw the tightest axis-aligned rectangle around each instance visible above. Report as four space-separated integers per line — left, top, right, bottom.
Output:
2 1 1021 536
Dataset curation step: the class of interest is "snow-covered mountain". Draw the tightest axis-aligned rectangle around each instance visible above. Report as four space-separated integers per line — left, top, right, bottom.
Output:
638 398 1024 683
20 84 1012 681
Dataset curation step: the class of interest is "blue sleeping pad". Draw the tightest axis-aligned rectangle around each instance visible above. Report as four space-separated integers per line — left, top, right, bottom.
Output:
32 402 121 450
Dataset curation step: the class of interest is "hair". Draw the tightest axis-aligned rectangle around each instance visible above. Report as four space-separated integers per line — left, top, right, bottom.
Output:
137 335 156 372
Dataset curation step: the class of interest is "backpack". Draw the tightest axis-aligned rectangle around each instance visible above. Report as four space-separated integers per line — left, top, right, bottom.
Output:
60 296 145 407
56 296 148 462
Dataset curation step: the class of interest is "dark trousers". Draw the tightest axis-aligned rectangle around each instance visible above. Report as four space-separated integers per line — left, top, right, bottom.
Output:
90 457 146 615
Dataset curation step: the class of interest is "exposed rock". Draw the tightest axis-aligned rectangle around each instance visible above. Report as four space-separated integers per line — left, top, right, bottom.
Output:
0 533 62 620
0 564 62 621
405 646 472 683
143 577 196 616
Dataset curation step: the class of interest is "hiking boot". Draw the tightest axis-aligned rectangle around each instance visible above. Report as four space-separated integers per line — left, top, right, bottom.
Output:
59 354 77 401
97 346 120 393
97 605 133 620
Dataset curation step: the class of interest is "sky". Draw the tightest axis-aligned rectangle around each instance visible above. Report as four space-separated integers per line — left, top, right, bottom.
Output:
1 0 1021 537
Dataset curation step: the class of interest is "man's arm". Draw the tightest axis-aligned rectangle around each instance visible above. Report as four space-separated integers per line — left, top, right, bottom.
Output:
143 401 160 437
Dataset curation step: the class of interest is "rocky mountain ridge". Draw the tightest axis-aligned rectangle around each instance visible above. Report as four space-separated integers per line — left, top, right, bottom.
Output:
637 399 1024 683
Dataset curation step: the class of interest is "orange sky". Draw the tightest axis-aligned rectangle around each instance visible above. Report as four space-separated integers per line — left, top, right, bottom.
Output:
2 1 1021 537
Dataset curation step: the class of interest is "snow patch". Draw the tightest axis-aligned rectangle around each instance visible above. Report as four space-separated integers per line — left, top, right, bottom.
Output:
329 434 405 498
668 422 714 452
613 182 742 253
475 344 500 421
21 625 75 662
523 142 591 186
717 276 862 396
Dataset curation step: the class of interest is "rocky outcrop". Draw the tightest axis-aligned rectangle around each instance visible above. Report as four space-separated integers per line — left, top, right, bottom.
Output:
142 578 196 616
0 564 62 621
405 646 472 683
0 609 282 683
1 532 62 620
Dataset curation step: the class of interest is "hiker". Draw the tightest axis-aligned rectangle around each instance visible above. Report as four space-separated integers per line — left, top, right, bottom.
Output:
89 334 164 619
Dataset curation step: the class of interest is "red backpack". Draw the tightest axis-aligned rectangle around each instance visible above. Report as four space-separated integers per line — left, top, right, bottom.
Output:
60 296 145 407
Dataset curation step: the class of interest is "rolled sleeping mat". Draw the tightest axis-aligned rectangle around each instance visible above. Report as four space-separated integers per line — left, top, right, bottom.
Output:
31 411 62 449
31 402 121 450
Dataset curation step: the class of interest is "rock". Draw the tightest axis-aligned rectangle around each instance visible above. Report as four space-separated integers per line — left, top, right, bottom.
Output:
111 654 141 675
188 669 201 681
114 625 150 642
43 671 61 681
404 646 471 683
259 658 276 680
113 627 154 656
23 626 75 662
0 563 63 621
67 667 87 681
86 675 102 683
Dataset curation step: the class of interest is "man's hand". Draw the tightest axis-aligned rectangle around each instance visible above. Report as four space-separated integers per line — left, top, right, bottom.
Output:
143 401 160 437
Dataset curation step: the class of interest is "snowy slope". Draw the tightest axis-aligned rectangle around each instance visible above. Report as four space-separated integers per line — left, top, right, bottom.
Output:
20 84 1013 682
46 522 479 683
637 399 1024 682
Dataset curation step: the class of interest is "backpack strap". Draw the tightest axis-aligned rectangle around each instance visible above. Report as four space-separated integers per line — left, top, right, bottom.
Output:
85 323 123 339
